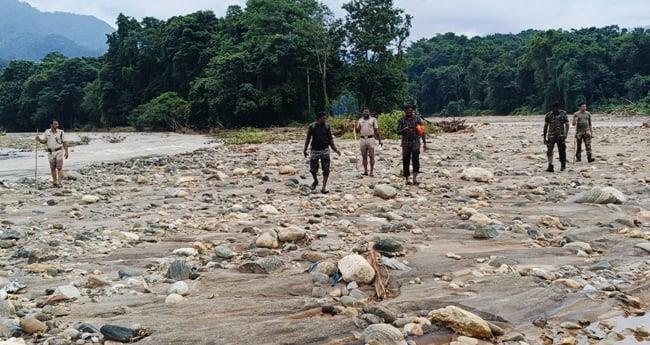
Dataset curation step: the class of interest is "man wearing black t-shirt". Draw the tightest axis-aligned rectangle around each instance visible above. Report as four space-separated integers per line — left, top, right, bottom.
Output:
303 112 341 194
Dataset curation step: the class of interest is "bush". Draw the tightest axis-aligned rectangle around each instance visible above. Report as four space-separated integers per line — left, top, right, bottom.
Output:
328 116 356 136
226 128 270 145
443 100 465 116
377 111 403 140
129 92 189 131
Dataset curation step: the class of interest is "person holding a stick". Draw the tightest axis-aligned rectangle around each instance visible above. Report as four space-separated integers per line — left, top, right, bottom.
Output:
356 107 382 176
35 119 68 188
397 104 427 185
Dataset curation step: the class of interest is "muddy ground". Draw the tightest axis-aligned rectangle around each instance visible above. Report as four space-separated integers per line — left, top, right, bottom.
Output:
0 115 649 345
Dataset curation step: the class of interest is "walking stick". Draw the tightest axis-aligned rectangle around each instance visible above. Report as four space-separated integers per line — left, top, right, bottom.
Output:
573 136 577 164
34 129 39 190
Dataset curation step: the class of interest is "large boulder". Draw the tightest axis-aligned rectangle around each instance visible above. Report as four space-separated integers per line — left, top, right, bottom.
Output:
338 254 375 284
362 324 407 345
429 306 493 339
374 185 397 200
460 168 494 183
573 187 626 204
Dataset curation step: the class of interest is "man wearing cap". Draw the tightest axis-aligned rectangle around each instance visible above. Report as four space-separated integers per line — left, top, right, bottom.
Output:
304 111 341 194
35 119 69 188
397 104 427 185
356 107 382 176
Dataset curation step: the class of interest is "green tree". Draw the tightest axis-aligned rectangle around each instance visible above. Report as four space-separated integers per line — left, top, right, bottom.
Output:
129 92 189 130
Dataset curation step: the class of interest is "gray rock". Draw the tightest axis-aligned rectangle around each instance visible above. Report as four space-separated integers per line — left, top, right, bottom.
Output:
0 229 22 241
373 238 403 253
590 261 612 271
168 281 189 296
573 187 626 204
3 281 25 293
363 324 407 345
338 254 375 284
310 272 330 284
315 261 337 276
474 224 501 239
374 185 397 200
311 287 327 298
635 242 650 253
361 313 384 325
340 296 358 307
488 256 518 267
527 227 545 240
276 226 306 242
0 318 21 338
363 305 398 323
238 257 284 274
0 300 15 317
166 260 198 281
56 285 81 299
349 289 368 300
214 245 235 259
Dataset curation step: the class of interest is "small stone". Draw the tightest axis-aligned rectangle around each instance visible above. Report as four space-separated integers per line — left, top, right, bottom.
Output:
259 205 280 215
56 285 81 299
363 305 398 324
315 261 337 276
168 281 189 296
173 248 198 257
563 241 593 254
166 260 198 281
175 176 195 186
214 245 235 259
0 301 15 317
373 238 403 253
338 254 375 284
590 261 612 271
474 224 501 239
237 257 284 274
276 226 306 242
374 185 398 199
81 195 100 204
460 167 494 182
404 323 424 337
553 279 582 289
311 287 327 298
279 165 298 175
165 293 184 304
428 306 493 339
561 321 582 329
255 230 280 249
0 318 21 338
19 318 48 334
635 242 650 253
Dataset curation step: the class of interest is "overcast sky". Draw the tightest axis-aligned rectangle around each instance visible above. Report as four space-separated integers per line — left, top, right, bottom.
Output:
26 0 650 41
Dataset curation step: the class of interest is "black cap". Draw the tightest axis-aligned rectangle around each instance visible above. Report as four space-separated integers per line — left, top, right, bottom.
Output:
402 104 416 110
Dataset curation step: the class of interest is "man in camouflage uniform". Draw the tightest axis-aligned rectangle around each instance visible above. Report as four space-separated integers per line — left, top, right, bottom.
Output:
543 102 570 172
397 104 427 185
572 102 594 162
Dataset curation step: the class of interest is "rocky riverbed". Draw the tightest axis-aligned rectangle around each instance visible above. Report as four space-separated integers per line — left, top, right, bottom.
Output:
0 116 649 345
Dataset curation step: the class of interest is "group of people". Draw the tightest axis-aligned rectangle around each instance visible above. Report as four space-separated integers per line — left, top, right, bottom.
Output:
544 101 595 172
35 102 595 191
304 101 596 193
303 104 426 193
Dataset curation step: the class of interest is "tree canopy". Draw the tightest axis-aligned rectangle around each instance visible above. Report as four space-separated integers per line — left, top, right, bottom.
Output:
1 3 649 132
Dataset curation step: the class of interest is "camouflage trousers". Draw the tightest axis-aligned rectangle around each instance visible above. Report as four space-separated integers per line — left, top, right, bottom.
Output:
575 132 592 159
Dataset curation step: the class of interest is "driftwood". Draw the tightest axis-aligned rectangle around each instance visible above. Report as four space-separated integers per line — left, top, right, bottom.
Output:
434 119 474 133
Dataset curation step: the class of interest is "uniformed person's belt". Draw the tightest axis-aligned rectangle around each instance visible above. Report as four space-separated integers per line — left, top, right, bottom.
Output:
47 147 63 153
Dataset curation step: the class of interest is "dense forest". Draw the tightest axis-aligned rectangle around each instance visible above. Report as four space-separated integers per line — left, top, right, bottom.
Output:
0 0 649 132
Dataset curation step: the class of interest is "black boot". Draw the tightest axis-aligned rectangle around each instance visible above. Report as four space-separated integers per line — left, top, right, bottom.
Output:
546 164 554 172
587 154 595 163
576 154 581 162
560 161 566 171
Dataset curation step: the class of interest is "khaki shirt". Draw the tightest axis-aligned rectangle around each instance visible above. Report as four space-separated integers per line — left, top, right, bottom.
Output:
357 117 378 137
573 111 592 134
43 129 64 151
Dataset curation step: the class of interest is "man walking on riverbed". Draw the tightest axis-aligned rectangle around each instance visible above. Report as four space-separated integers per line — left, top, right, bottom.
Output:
35 119 69 187
543 102 569 172
356 107 382 176
304 112 341 194
573 102 595 163
397 104 427 185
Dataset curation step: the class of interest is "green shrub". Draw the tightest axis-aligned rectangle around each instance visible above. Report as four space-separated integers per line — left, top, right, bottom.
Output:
129 92 189 131
328 116 355 136
377 111 403 140
226 128 269 145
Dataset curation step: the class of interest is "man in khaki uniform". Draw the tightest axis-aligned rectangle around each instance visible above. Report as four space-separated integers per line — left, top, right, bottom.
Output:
572 102 595 162
36 119 69 188
355 107 382 176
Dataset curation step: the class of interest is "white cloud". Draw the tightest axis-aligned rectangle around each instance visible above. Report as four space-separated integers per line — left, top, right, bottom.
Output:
24 0 650 41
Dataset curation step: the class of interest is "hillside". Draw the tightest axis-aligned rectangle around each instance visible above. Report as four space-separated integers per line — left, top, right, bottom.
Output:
0 0 114 60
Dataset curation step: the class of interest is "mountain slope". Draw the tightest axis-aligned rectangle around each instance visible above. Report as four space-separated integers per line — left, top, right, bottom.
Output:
0 0 114 60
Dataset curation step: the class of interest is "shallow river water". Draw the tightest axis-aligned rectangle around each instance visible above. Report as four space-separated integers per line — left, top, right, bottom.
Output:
0 132 219 181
